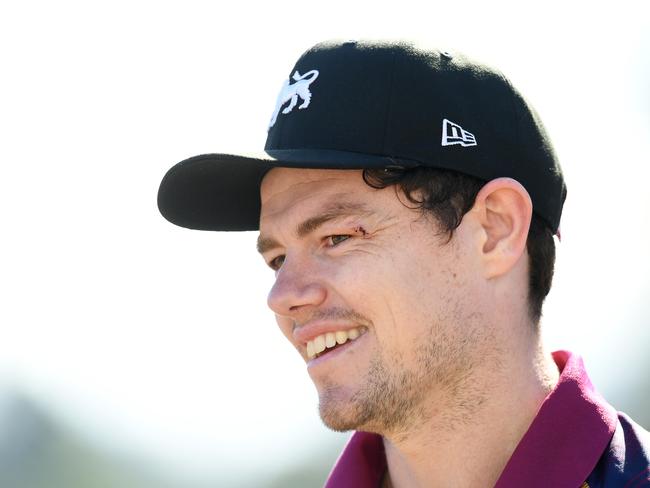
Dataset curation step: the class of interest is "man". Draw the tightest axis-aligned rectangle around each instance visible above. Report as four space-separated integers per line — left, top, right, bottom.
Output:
158 40 649 487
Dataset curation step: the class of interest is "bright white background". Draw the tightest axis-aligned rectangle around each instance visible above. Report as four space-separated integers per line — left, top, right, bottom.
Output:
1 0 648 484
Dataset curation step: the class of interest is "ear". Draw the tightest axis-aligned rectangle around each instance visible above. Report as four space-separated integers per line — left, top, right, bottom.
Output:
471 178 532 279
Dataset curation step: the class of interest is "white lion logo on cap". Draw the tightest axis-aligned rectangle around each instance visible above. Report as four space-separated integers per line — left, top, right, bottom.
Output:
268 69 319 129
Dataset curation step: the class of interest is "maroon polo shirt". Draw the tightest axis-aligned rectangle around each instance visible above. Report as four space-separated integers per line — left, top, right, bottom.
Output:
324 350 621 488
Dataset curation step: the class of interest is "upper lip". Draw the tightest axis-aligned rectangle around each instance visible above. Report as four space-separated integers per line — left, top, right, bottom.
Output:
293 321 366 346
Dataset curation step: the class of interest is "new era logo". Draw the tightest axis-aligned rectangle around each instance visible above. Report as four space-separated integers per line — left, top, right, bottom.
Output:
441 119 477 147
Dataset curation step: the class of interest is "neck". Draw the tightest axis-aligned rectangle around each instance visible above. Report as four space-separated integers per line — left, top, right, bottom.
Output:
381 332 559 488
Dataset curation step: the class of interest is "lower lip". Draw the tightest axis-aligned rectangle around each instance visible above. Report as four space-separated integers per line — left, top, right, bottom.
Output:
306 333 366 369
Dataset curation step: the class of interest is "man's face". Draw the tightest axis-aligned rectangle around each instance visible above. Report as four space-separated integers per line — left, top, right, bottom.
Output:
258 168 492 437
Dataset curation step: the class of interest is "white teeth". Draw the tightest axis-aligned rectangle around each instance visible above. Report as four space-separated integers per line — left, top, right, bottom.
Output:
314 335 326 355
306 327 365 360
335 331 347 344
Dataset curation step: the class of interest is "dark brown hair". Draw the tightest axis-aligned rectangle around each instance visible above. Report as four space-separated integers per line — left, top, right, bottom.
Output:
363 166 556 322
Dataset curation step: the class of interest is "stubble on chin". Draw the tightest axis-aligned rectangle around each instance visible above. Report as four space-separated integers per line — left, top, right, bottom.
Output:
316 350 425 435
316 315 492 440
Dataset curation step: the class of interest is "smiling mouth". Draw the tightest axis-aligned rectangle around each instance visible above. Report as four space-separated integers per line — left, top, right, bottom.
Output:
306 327 367 360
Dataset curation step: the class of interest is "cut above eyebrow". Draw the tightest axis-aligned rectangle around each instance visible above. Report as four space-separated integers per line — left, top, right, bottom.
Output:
295 201 370 238
256 200 371 255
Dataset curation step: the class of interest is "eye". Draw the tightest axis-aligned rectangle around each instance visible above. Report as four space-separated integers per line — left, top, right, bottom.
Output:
268 255 285 271
326 235 351 246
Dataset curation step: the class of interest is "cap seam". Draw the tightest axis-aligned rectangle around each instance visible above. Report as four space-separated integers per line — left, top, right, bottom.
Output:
380 50 398 155
498 71 522 171
492 71 558 232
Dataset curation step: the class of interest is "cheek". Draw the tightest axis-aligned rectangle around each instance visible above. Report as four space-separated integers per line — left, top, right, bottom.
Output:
329 250 427 340
376 248 462 344
324 251 382 300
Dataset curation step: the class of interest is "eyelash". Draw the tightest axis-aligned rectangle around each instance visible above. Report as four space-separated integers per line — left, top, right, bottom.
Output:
326 234 351 246
267 234 351 271
268 255 285 271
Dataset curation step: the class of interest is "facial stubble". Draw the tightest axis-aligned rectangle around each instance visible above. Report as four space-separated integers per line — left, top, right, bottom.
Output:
317 312 488 440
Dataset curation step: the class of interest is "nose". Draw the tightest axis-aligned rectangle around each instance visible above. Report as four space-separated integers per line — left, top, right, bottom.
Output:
267 254 327 318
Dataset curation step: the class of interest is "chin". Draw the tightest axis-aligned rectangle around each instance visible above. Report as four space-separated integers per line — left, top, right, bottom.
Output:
319 410 358 433
317 384 381 433
317 385 363 432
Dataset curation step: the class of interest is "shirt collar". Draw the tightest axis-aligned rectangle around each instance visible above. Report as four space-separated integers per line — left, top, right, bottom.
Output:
324 350 618 488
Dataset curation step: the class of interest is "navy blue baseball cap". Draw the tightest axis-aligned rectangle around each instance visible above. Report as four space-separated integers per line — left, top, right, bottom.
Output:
157 40 566 233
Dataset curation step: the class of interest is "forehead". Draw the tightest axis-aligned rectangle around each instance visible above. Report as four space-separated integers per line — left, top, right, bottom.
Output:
260 168 372 221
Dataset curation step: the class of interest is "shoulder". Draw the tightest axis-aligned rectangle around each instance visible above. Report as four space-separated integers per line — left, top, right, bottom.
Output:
587 413 650 487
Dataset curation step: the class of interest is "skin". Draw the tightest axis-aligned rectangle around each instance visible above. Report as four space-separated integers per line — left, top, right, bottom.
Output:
258 168 560 488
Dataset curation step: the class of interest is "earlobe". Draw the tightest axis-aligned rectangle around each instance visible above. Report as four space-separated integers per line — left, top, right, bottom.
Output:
473 178 533 279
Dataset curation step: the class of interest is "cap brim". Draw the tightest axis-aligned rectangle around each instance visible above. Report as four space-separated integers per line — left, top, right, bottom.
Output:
157 149 409 231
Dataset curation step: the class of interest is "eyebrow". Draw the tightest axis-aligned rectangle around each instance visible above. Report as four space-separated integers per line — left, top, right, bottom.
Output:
256 200 371 254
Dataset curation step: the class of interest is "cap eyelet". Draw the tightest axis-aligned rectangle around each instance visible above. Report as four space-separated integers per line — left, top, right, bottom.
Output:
441 50 453 59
